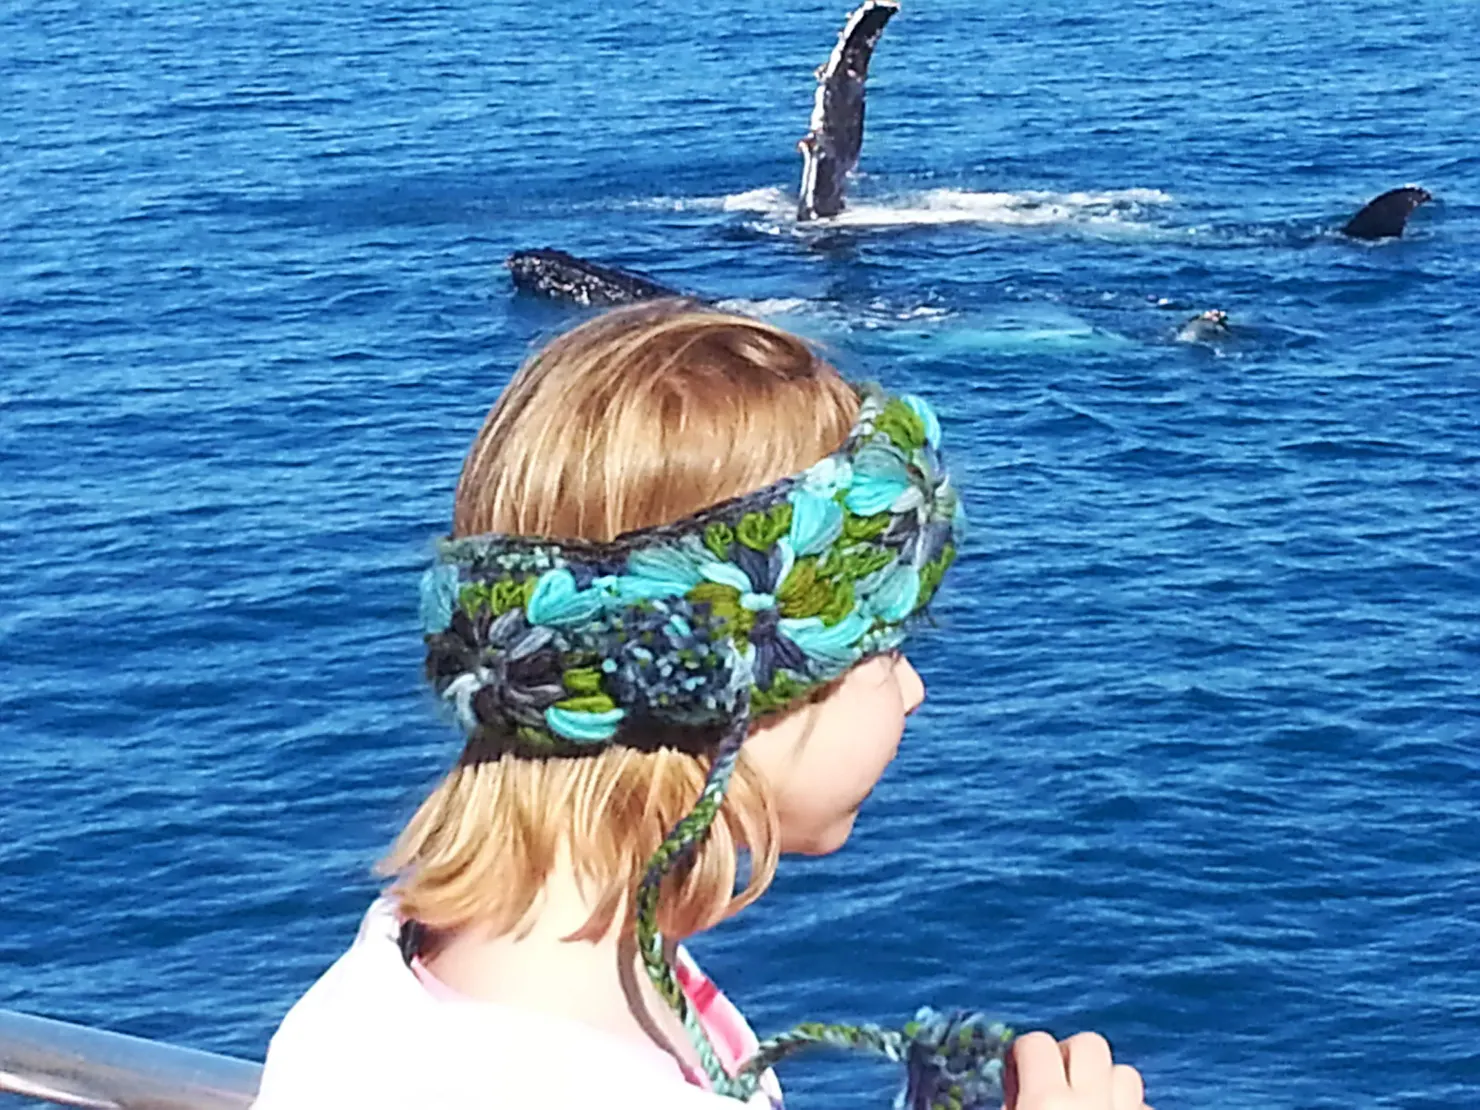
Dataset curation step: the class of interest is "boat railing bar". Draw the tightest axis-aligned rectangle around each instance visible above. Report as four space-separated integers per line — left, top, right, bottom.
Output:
0 1006 260 1110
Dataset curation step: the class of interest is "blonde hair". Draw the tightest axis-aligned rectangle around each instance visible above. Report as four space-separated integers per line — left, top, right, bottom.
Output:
383 301 860 941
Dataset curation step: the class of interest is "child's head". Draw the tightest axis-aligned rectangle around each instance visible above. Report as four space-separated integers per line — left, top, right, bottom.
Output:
386 301 868 940
391 297 961 1092
388 299 959 986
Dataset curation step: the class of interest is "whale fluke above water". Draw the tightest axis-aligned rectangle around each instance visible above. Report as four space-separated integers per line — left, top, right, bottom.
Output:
1341 186 1432 240
797 0 899 222
505 249 687 306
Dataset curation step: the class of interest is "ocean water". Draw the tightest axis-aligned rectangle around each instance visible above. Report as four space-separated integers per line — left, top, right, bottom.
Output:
2 0 1476 1107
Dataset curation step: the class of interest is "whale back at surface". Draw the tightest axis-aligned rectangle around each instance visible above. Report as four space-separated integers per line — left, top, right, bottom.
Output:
796 1 899 221
505 249 685 306
1341 186 1432 240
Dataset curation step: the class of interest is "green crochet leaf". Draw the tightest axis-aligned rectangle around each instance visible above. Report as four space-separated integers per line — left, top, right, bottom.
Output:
687 581 754 641
842 510 891 541
919 544 957 607
553 693 618 714
877 396 928 452
562 666 605 696
750 669 809 714
736 503 794 551
703 521 735 560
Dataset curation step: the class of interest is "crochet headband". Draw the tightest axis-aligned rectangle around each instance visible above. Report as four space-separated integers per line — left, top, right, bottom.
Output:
420 384 960 742
419 384 1010 1107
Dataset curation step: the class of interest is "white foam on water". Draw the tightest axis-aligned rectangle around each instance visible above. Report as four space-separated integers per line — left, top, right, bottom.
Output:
635 185 1176 233
720 186 794 215
892 304 951 321
710 295 1124 355
713 296 813 316
858 301 1134 355
923 322 1131 354
715 295 958 333
828 187 1174 228
620 186 788 216
618 194 733 212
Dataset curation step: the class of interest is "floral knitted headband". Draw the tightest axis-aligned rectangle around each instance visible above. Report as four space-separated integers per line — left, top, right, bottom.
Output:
419 384 1011 1107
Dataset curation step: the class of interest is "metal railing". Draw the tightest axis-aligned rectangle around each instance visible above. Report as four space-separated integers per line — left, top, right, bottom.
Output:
0 1007 260 1110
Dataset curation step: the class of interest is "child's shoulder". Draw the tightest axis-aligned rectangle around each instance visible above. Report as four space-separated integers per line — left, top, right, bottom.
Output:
253 901 766 1110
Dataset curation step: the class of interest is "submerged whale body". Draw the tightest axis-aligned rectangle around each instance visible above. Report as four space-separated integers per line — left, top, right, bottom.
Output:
1175 309 1231 343
1341 186 1432 240
796 0 898 221
505 249 686 307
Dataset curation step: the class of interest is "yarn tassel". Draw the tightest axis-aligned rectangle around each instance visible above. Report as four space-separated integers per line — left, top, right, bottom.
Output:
730 1009 1013 1110
896 1009 1013 1110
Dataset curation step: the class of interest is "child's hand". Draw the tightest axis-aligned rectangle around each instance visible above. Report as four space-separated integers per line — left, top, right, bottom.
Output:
1002 1031 1149 1110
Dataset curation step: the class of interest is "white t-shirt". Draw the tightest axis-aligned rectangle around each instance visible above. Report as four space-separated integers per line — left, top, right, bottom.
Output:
252 900 781 1110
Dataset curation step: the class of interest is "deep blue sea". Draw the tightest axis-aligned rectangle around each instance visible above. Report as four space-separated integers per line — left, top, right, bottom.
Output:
2 0 1476 1107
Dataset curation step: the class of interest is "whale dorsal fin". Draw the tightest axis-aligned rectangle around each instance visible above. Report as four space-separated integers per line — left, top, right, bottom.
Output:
1341 186 1432 240
796 1 900 222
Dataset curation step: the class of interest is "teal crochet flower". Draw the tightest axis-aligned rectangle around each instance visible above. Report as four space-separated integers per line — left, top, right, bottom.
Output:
419 563 461 634
617 538 712 599
788 489 845 556
798 454 853 497
526 567 609 627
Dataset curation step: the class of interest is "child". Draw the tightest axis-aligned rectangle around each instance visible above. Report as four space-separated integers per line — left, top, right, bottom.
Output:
252 302 1149 1110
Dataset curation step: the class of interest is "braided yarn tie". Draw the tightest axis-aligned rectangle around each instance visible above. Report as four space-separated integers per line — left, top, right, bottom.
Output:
727 1009 1013 1110
629 681 1013 1108
634 711 753 1096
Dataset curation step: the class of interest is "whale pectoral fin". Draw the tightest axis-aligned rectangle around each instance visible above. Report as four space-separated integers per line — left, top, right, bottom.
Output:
1341 185 1433 240
505 249 690 306
835 1 898 85
796 0 899 222
797 131 851 221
